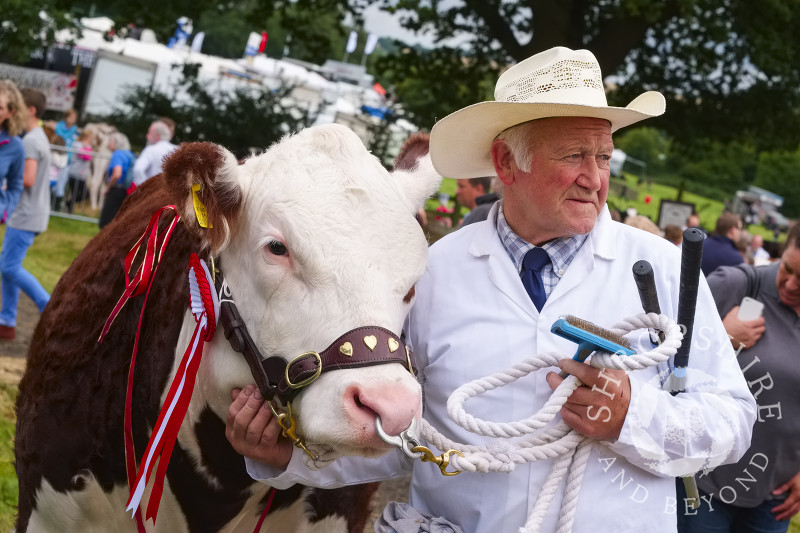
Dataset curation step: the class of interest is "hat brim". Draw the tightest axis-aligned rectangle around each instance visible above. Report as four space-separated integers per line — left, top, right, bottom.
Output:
429 91 665 179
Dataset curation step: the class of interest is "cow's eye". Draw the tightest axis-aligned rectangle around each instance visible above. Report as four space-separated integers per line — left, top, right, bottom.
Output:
267 240 287 256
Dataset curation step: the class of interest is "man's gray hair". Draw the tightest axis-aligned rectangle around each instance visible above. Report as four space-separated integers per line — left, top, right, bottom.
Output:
496 122 536 173
113 132 131 151
151 121 172 142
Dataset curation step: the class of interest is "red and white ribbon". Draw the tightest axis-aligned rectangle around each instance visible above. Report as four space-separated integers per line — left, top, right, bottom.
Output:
127 253 218 523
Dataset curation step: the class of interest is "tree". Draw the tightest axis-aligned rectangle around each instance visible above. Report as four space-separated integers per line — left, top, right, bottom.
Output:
357 0 800 152
754 150 800 218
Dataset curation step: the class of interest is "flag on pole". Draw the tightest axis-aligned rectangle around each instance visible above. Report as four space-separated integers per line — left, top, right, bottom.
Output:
190 32 205 54
259 31 268 53
245 32 261 56
364 33 379 55
346 30 358 54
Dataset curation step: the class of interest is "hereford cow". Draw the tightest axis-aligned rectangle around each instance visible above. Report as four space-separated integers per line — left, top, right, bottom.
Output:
15 124 441 532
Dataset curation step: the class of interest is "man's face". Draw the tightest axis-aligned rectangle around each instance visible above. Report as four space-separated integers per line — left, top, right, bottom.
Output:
0 94 14 125
502 117 612 244
688 214 700 228
146 124 159 145
751 235 763 249
777 244 800 312
456 179 482 209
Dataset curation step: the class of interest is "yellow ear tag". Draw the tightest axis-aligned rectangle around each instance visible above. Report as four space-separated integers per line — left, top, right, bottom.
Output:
191 184 212 228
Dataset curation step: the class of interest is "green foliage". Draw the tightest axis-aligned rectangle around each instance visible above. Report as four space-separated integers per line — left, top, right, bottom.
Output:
614 127 671 174
754 150 800 218
663 140 757 199
375 45 498 130
0 1 74 63
94 63 314 159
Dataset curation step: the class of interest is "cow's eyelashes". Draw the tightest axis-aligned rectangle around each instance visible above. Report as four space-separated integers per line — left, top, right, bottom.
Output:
266 239 288 256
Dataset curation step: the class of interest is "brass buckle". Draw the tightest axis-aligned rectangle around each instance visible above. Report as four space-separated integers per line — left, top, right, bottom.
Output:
405 346 414 375
285 351 322 389
411 445 464 476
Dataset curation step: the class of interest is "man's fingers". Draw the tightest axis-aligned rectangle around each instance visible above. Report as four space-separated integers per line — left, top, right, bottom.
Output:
772 498 800 521
227 385 255 427
546 371 565 391
244 401 275 445
558 359 599 385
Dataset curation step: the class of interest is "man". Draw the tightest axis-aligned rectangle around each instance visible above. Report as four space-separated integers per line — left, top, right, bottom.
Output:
131 120 176 187
679 222 800 532
458 177 500 226
0 89 51 340
701 212 744 276
227 47 755 532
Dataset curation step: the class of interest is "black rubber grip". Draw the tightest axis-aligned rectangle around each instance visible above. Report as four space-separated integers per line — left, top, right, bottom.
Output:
673 228 705 370
632 260 661 315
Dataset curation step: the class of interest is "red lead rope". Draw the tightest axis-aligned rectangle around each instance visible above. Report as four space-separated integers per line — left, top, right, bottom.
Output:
98 206 181 533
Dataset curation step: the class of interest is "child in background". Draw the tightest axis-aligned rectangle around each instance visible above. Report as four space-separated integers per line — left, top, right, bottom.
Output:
66 129 93 213
52 109 78 212
49 135 67 192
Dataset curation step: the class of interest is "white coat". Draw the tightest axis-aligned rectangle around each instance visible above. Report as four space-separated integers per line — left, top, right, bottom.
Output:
249 203 756 533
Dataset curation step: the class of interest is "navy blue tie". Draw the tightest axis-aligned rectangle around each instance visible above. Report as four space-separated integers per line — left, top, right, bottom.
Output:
521 248 551 311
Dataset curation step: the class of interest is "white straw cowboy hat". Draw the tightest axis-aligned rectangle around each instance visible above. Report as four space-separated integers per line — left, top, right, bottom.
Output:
429 46 666 179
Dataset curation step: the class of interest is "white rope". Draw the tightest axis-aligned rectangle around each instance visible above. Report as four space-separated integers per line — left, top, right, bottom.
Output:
418 313 682 533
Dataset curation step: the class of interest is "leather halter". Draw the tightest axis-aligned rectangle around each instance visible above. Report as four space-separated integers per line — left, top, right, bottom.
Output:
213 263 417 405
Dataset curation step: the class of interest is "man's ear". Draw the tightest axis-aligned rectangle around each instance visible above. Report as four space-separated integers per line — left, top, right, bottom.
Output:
491 139 515 186
161 142 243 255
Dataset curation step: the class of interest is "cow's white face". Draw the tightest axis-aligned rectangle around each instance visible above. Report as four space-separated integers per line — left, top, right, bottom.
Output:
172 125 441 459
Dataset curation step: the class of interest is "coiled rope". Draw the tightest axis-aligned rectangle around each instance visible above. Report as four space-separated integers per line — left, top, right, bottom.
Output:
418 313 682 533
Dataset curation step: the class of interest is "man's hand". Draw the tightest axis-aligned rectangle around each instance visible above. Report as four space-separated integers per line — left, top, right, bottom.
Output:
225 384 293 470
772 471 800 520
546 359 631 441
722 306 765 350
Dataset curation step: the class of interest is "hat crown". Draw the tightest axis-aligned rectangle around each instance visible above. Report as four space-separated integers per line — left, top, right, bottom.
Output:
494 47 608 107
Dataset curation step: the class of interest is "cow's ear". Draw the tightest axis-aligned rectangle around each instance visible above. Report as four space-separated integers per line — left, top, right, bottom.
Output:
391 132 443 211
162 142 243 254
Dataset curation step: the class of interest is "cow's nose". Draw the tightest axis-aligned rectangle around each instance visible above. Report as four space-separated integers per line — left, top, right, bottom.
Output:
344 383 421 436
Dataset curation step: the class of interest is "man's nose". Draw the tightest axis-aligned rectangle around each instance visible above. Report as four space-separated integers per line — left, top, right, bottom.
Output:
577 158 604 191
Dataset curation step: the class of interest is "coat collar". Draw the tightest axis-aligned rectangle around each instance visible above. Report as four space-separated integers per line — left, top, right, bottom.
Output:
466 202 618 318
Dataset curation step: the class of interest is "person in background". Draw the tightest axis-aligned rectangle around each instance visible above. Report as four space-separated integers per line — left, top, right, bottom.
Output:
158 116 176 139
701 212 744 276
98 132 135 229
751 234 772 266
48 135 68 190
678 222 800 533
460 177 500 226
664 224 683 246
0 80 25 225
52 109 79 212
132 120 176 187
624 213 662 236
686 211 707 235
0 89 51 341
65 129 93 213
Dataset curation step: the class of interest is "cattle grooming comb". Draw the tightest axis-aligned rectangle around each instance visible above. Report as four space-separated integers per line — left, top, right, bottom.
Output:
551 315 634 377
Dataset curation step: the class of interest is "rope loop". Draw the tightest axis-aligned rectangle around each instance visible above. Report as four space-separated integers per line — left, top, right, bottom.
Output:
420 312 682 533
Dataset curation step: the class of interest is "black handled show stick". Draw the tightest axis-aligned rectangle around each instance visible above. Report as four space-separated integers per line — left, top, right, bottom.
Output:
632 260 664 345
670 227 705 395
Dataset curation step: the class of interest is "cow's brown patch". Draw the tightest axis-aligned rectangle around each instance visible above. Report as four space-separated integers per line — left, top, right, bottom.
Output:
393 132 430 171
